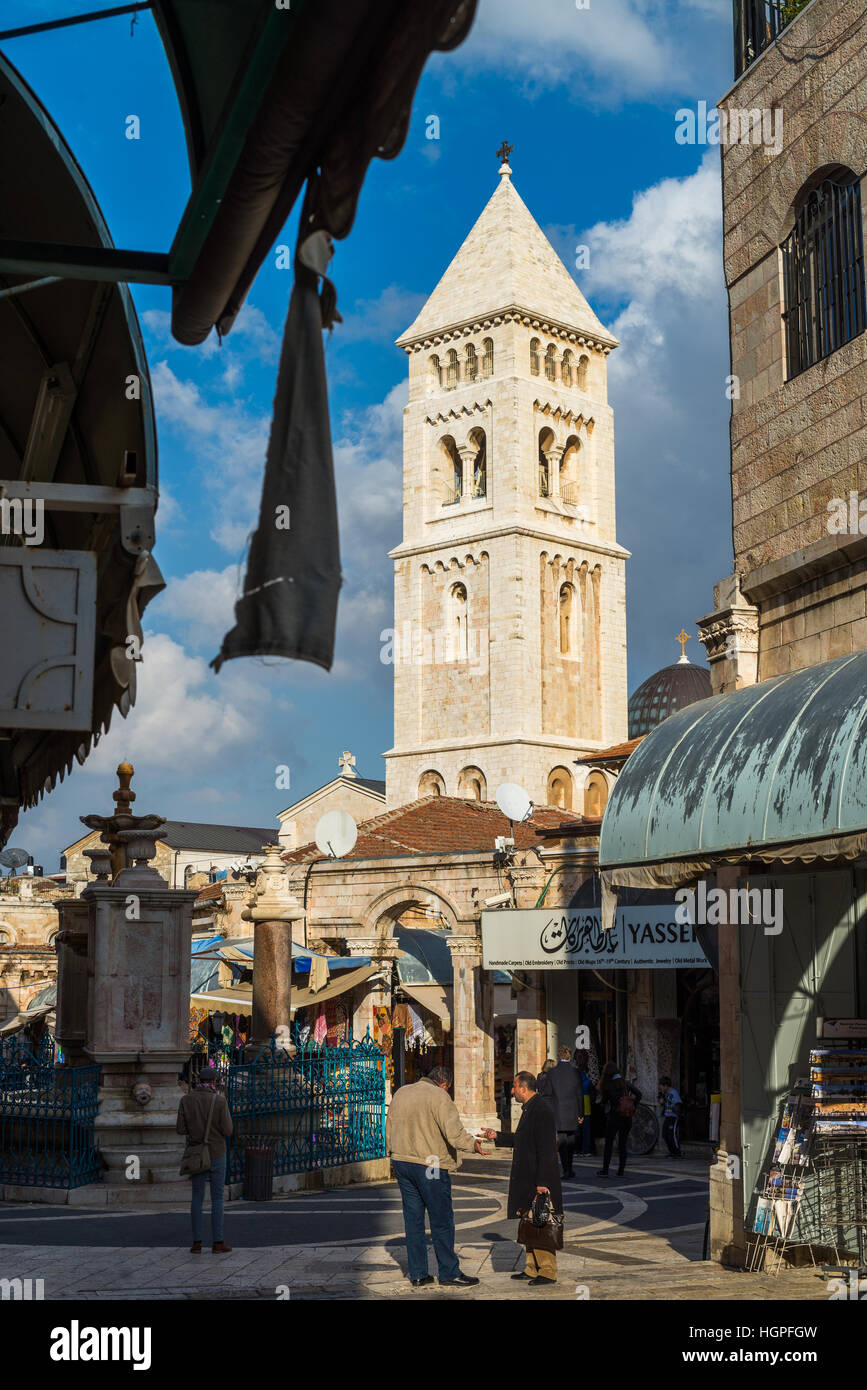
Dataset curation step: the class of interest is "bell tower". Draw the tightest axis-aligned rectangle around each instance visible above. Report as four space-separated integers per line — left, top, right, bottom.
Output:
383 151 629 812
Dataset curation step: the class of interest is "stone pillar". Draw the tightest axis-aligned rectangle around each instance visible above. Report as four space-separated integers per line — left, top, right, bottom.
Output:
242 843 305 1055
516 971 547 1077
544 446 565 499
53 896 91 1065
447 932 497 1129
710 865 746 1265
697 573 759 696
457 445 475 501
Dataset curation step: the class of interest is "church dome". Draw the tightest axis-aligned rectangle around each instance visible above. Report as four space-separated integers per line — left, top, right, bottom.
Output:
628 658 712 739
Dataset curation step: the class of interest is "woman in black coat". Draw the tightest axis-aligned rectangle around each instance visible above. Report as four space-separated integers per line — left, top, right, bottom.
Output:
482 1070 563 1285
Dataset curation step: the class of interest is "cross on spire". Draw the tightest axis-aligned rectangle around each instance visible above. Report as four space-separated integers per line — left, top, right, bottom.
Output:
339 750 357 778
676 628 691 662
496 140 513 166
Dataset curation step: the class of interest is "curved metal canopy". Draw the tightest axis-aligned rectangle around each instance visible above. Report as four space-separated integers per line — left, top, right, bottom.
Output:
599 653 867 869
0 52 163 826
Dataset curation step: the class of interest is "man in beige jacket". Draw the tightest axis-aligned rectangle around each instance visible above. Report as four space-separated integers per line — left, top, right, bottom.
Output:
386 1065 485 1288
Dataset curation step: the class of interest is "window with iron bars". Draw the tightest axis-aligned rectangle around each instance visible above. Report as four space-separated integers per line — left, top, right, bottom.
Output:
781 178 866 380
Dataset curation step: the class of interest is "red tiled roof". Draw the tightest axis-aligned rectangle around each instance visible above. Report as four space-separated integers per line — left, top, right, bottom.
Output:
283 797 576 863
194 882 225 903
582 736 645 762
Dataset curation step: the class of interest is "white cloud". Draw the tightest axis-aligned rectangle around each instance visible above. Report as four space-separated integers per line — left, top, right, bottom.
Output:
452 0 730 101
150 361 269 553
149 564 240 649
338 285 426 344
84 633 257 774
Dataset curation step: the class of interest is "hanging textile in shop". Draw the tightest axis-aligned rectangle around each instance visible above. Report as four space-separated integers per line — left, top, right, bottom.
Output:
313 1005 327 1046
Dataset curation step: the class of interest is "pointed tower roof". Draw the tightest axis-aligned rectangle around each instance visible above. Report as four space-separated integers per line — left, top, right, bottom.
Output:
397 163 617 349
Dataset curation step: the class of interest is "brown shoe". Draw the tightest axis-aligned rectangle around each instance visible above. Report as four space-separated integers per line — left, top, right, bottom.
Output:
190 1242 202 1255
212 1241 233 1254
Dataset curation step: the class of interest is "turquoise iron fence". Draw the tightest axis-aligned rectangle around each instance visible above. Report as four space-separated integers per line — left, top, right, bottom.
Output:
225 1033 387 1182
0 1037 101 1189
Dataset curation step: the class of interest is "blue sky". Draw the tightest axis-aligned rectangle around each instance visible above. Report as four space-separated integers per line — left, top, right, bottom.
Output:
8 0 736 869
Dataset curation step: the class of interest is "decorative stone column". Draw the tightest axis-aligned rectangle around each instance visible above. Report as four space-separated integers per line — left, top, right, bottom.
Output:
447 932 498 1129
543 446 565 499
351 938 400 1047
697 573 759 696
242 843 305 1055
72 764 199 1203
457 444 476 501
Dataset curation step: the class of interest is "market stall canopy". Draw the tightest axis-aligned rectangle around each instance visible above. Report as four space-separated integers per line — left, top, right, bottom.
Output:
290 964 377 1013
0 52 162 841
190 984 253 1011
599 653 867 901
0 1002 54 1035
400 982 452 1032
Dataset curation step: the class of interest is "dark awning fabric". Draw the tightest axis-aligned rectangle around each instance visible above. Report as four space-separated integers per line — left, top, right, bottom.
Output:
160 0 479 345
599 654 867 918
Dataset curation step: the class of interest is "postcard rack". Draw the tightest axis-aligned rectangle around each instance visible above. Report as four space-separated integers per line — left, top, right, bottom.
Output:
810 1031 867 1274
747 1086 815 1274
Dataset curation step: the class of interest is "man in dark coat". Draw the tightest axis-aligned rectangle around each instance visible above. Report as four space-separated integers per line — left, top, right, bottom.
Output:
482 1071 563 1286
545 1045 582 1178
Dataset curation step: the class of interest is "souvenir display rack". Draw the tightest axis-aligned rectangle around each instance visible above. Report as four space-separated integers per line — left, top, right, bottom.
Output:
747 1085 815 1274
809 1032 867 1275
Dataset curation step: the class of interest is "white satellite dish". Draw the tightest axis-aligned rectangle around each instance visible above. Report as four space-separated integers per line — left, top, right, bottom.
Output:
314 810 358 859
495 783 533 823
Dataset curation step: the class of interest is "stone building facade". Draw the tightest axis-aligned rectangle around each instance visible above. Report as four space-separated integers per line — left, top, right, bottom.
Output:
701 0 867 693
385 158 629 813
0 877 72 1022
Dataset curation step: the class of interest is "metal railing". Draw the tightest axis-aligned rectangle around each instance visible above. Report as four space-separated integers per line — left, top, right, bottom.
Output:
733 0 790 79
0 1036 100 1189
539 468 550 498
225 1033 386 1182
442 485 461 506
560 481 580 505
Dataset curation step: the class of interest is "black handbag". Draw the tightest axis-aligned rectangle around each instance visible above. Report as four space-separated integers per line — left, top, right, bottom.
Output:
517 1192 565 1253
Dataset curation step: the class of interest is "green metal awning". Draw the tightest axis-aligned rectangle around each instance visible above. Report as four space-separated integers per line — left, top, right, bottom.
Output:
599 653 867 876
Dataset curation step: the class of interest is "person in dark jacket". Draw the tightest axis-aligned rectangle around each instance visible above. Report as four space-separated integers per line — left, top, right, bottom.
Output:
482 1071 563 1286
176 1064 234 1253
545 1045 582 1178
596 1061 641 1178
573 1049 596 1157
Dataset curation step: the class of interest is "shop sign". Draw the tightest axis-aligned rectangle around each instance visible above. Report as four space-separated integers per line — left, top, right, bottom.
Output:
480 907 709 971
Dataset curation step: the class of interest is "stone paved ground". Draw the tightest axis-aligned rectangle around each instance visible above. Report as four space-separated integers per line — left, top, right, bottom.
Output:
0 1153 837 1301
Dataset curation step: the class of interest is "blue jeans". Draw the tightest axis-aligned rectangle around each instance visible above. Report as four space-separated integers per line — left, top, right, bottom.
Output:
393 1161 460 1282
190 1153 226 1243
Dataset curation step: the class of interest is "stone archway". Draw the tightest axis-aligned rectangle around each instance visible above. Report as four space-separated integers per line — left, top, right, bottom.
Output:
357 883 496 1125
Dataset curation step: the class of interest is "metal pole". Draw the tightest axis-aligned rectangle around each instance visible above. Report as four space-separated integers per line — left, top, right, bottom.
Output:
0 4 152 42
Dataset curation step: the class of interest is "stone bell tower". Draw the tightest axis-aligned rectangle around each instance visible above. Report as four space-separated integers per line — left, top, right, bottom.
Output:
384 150 629 812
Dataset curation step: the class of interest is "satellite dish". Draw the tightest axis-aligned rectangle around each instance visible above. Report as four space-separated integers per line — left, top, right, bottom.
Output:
314 811 358 859
0 847 30 871
495 783 533 823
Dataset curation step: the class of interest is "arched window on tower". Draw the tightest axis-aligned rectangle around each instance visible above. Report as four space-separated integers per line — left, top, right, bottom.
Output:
439 435 462 506
782 170 866 378
418 770 445 798
469 427 486 498
547 767 573 811
558 583 576 655
538 427 555 498
429 354 443 389
560 434 581 507
450 582 469 660
576 355 590 391
481 338 494 376
530 338 541 375
457 765 486 801
560 350 573 386
465 343 478 382
446 348 459 388
544 344 557 382
584 771 609 818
